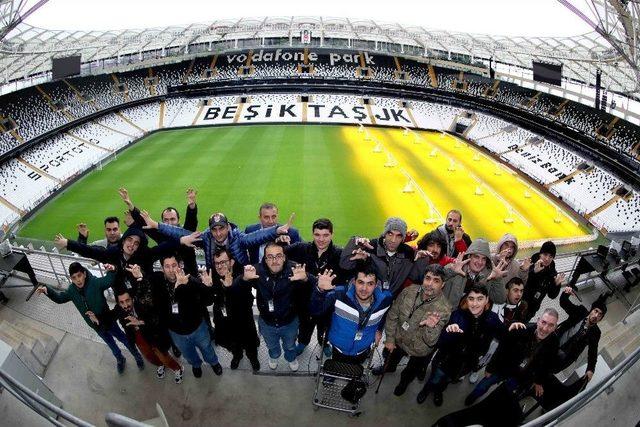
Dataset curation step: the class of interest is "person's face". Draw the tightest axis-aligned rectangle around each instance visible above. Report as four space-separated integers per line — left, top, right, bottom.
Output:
104 221 120 243
506 284 524 305
467 291 488 317
259 207 278 228
117 293 133 312
427 241 442 258
383 229 403 253
122 235 141 257
213 253 234 277
313 228 332 251
536 313 558 339
211 225 230 244
588 308 604 324
539 252 554 267
468 253 487 273
500 241 516 259
422 272 444 298
445 212 461 232
264 246 285 274
161 209 179 225
70 271 86 288
354 272 377 302
162 257 180 283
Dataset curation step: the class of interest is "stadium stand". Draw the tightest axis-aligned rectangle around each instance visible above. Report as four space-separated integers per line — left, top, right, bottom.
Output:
591 191 640 232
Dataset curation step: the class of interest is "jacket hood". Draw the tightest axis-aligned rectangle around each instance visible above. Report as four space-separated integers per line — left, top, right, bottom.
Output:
464 238 491 260
495 233 519 259
121 227 149 249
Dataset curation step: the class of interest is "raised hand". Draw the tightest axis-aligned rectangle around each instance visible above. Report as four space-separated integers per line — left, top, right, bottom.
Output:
186 188 197 208
445 323 463 333
350 248 370 261
118 187 134 210
243 265 260 281
175 269 190 287
180 231 202 248
317 269 337 291
276 213 295 235
419 312 442 328
406 229 419 242
563 286 575 295
77 223 89 238
85 311 100 325
54 233 68 250
533 258 545 273
290 263 307 282
125 264 142 279
199 267 213 287
221 269 233 287
554 272 566 286
354 237 373 250
508 322 527 331
103 263 116 272
414 249 435 261
125 315 145 327
123 210 134 227
449 253 469 277
139 210 158 230
454 226 465 242
35 286 48 296
487 259 509 281
519 257 532 272
275 235 291 245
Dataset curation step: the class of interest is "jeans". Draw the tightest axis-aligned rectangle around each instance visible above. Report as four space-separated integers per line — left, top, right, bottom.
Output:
258 317 299 362
134 331 181 371
169 321 220 368
96 322 142 363
384 347 431 385
467 373 505 402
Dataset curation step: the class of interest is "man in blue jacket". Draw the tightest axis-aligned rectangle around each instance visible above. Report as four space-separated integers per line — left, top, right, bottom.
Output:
245 202 302 264
310 264 393 364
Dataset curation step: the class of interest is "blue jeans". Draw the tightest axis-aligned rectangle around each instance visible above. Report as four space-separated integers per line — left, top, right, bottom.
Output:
258 317 299 362
468 373 505 401
169 321 219 368
96 322 142 363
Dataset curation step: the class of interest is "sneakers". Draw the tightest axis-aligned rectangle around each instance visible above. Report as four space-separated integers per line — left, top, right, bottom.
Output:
136 358 145 371
116 358 126 375
268 358 278 370
249 357 261 373
323 344 332 358
156 366 165 379
416 389 429 404
393 381 409 396
289 359 299 372
230 356 242 370
211 363 223 376
294 343 306 356
468 370 480 384
174 367 184 384
372 365 395 376
192 366 203 378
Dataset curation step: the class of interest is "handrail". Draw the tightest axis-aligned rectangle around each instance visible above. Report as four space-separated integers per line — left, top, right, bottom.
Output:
104 413 152 427
0 368 95 427
522 344 640 426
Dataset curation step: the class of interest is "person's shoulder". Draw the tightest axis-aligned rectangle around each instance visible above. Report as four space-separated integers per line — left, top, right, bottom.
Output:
244 223 260 233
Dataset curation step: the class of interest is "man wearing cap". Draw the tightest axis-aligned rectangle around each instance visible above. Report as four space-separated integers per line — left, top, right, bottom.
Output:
523 241 564 321
553 287 607 381
340 217 415 297
245 202 302 264
143 211 294 269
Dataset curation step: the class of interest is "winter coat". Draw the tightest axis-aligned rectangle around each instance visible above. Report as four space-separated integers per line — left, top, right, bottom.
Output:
492 233 529 288
557 291 601 372
432 224 472 257
384 285 451 356
245 222 302 264
524 252 561 316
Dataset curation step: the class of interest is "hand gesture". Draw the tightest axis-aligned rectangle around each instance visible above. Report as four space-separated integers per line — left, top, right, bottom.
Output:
139 210 158 230
519 257 532 272
317 269 337 291
125 264 142 279
180 231 202 248
487 259 509 281
449 253 469 277
103 263 116 272
221 269 234 287
77 223 89 238
497 247 513 262
54 233 68 250
350 248 370 261
533 258 545 273
118 187 134 210
406 229 419 242
175 269 190 287
446 323 463 333
290 263 307 282
243 265 260 281
454 226 465 242
554 273 566 286
354 237 374 250
86 311 100 325
35 286 48 296
125 315 145 327
124 210 134 227
375 330 382 346
384 342 396 352
186 188 197 208
534 383 544 398
509 322 527 331
414 250 435 261
199 267 213 287
275 235 291 245
563 286 575 295
419 312 442 328
585 370 593 382
276 213 295 235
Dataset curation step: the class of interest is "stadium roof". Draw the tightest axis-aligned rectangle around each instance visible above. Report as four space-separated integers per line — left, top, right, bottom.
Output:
0 0 639 98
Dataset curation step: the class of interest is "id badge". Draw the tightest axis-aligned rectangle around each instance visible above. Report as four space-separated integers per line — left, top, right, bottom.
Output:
382 281 390 290
519 359 528 369
171 303 179 314
402 321 410 331
125 279 132 289
268 300 275 312
354 330 363 341
221 306 228 317
534 291 541 300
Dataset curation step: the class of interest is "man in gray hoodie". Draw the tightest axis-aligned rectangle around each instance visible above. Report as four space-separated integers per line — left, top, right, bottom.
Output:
491 233 531 288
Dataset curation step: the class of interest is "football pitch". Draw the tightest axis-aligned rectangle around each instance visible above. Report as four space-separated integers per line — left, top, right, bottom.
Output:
18 124 592 245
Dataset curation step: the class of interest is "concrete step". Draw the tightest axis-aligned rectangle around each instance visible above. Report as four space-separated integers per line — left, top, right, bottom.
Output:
11 320 58 365
0 329 45 376
602 326 640 367
0 320 56 369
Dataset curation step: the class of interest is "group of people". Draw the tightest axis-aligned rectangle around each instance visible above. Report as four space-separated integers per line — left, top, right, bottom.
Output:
36 188 608 419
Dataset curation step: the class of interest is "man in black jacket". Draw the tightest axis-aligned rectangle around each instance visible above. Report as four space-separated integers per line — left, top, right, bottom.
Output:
523 241 564 321
151 254 223 379
285 218 346 357
233 242 315 372
554 287 606 380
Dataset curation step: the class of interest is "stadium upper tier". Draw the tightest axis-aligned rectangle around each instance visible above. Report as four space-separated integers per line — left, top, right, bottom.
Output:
1 49 639 165
1 14 639 97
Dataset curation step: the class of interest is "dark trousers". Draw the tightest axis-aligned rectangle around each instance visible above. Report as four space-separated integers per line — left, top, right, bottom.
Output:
297 314 328 347
331 346 369 365
385 347 431 385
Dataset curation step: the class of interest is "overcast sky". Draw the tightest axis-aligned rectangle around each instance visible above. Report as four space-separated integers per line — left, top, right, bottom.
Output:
25 0 591 37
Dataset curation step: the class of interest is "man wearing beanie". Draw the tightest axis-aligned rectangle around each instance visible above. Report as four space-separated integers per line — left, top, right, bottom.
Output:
340 217 415 297
553 286 607 381
523 240 564 321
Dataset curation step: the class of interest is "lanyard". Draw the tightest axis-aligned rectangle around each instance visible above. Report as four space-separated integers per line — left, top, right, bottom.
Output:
407 290 429 320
